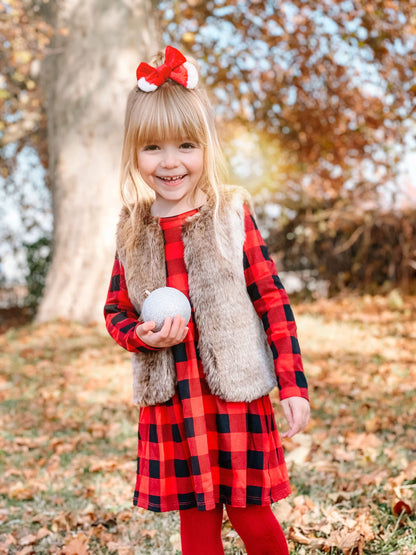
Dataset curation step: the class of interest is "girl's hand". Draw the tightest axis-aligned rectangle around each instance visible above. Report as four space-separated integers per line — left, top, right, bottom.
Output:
136 314 189 348
280 397 310 438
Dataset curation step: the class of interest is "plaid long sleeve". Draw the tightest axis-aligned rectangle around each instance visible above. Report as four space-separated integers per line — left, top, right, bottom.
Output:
243 205 308 401
104 257 159 353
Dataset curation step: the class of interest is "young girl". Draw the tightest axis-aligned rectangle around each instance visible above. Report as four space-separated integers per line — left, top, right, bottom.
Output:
104 46 310 555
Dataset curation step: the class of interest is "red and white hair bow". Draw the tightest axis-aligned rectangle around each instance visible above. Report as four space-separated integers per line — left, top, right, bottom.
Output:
136 46 198 92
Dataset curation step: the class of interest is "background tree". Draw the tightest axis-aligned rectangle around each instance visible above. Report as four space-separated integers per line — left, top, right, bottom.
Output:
33 0 160 322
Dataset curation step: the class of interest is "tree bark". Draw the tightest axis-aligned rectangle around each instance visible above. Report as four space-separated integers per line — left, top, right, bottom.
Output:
37 0 160 323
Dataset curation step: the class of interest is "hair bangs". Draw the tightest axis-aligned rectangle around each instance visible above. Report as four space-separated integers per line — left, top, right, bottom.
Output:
133 84 208 147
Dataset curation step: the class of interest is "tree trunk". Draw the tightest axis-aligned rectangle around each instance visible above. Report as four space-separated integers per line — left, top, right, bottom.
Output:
36 0 160 323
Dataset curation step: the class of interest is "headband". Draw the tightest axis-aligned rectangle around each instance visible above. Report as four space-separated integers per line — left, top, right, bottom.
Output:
136 46 198 92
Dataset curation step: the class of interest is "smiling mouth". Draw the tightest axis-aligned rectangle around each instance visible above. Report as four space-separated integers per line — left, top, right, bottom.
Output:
158 175 186 183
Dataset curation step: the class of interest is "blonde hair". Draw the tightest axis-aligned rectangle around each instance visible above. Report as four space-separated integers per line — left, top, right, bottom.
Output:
119 51 227 215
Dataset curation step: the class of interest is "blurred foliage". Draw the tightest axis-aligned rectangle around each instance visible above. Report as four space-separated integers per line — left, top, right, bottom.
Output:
23 235 51 312
0 0 52 174
163 0 416 201
0 1 53 290
163 0 416 293
256 198 416 295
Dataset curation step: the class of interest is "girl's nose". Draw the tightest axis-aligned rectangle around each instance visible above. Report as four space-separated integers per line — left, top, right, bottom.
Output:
161 147 179 168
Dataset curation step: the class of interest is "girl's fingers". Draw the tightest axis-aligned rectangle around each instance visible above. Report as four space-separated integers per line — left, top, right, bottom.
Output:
148 315 187 347
136 321 155 335
136 321 156 344
137 315 188 348
169 315 184 337
280 397 310 438
159 316 172 337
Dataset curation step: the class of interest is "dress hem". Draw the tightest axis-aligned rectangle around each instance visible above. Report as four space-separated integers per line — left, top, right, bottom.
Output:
133 483 292 513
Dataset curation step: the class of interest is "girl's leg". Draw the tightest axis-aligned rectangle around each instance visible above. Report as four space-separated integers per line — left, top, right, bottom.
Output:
180 504 225 555
226 504 289 555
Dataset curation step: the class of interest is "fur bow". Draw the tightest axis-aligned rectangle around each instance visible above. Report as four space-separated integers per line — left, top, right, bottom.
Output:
136 46 198 92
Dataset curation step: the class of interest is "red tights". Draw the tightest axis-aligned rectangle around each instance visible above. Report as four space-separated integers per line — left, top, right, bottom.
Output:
180 504 289 555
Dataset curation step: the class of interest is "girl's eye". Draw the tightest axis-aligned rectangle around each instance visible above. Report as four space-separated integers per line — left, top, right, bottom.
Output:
143 144 159 151
180 142 197 149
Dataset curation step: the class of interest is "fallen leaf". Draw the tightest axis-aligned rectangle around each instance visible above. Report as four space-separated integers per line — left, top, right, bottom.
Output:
346 432 382 451
355 510 375 542
140 529 157 538
89 460 118 473
391 498 413 516
324 529 362 552
328 490 362 503
285 439 313 466
273 498 293 522
36 527 50 540
61 533 90 555
15 547 34 555
332 447 356 461
106 543 134 555
359 469 389 486
8 482 34 500
0 534 17 555
388 460 416 488
169 533 181 552
311 460 339 473
51 513 71 533
288 527 313 545
19 535 37 546
292 495 315 512
116 510 132 522
365 415 382 432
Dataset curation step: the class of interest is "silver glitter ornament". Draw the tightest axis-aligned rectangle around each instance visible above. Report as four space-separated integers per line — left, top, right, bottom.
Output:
141 287 192 332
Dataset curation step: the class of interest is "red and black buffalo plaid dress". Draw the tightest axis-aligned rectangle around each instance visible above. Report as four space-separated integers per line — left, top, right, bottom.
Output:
104 204 308 512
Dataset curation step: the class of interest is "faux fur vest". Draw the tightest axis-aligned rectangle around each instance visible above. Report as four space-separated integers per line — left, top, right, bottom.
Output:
116 186 277 406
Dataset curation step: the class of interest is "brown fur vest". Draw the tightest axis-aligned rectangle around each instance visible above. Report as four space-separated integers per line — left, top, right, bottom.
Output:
116 186 277 406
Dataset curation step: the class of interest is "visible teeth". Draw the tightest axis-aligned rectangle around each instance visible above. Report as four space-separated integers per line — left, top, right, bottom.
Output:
160 175 184 182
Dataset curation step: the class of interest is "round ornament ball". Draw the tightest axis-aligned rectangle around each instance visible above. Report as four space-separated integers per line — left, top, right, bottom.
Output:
141 287 191 332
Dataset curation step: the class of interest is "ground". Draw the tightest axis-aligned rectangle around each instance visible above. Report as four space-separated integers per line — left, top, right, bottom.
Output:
0 294 415 554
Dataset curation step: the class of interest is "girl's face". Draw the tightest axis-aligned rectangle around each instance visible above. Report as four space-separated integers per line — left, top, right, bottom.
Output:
137 139 204 214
